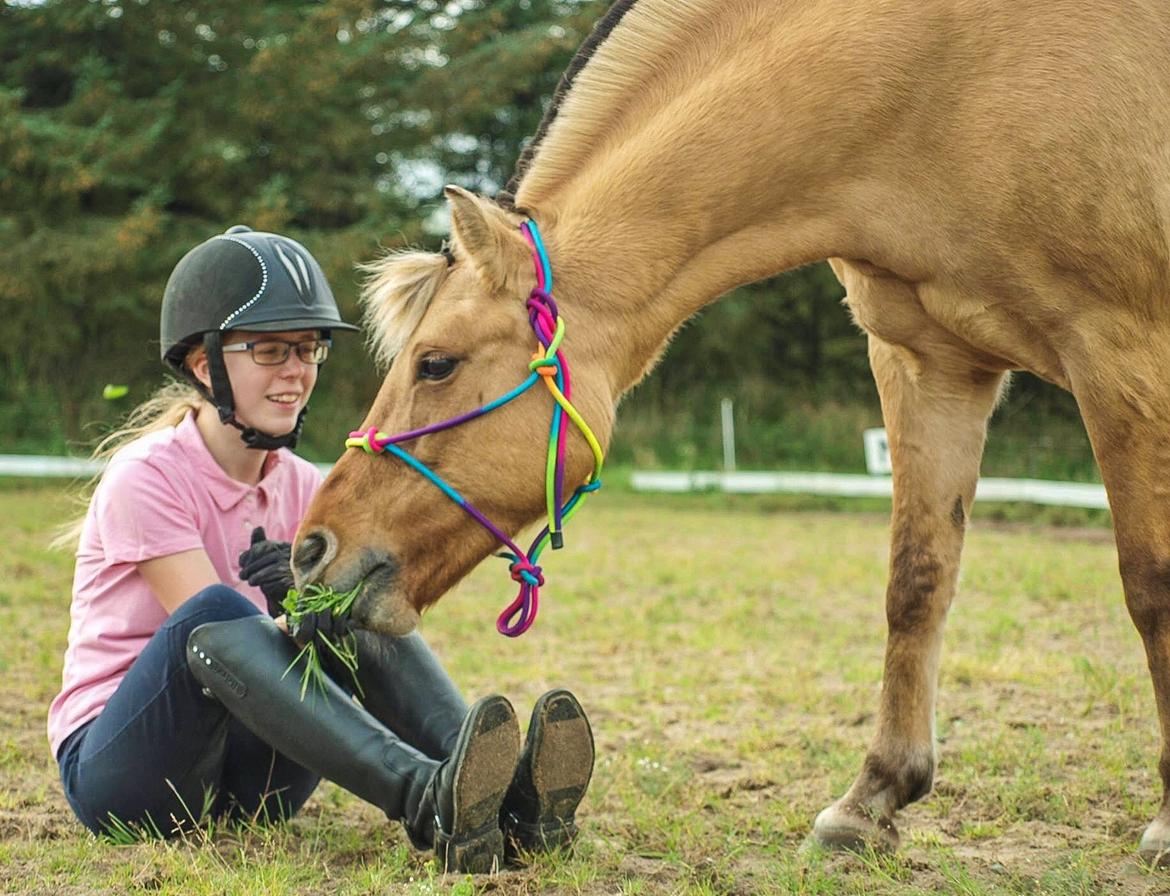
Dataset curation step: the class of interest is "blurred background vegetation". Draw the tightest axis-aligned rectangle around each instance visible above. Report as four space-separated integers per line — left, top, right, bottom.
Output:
0 0 1098 481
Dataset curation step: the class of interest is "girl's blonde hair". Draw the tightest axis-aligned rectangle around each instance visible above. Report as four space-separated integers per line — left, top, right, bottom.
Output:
52 357 207 550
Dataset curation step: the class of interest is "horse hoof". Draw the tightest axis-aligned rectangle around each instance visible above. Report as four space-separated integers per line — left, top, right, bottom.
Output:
810 802 900 853
1138 819 1170 867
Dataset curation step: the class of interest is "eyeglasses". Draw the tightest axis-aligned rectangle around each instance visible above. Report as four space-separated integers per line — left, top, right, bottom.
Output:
221 338 332 366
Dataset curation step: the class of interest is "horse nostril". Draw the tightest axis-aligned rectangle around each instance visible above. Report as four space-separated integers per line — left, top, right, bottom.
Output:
294 533 327 579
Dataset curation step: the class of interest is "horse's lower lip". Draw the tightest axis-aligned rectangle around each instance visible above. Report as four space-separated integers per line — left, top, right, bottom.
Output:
351 562 397 626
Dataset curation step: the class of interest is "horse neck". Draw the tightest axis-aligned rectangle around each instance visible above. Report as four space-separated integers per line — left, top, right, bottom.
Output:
514 0 881 396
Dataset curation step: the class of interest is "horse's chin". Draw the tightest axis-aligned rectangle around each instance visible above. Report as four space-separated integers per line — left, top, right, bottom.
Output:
355 588 421 636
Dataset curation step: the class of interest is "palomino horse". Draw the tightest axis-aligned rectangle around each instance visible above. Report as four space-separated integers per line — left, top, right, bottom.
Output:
296 0 1170 860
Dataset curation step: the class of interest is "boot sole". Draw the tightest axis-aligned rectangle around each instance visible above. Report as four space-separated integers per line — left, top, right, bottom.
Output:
440 695 520 873
506 689 595 857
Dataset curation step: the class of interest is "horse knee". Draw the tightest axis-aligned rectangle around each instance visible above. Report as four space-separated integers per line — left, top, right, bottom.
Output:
1119 552 1170 637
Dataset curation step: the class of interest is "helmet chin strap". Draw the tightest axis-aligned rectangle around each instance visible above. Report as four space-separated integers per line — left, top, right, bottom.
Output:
200 331 306 451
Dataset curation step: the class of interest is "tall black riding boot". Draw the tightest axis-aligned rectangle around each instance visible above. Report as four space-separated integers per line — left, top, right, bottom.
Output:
339 633 595 861
347 630 469 760
186 616 520 872
501 689 595 861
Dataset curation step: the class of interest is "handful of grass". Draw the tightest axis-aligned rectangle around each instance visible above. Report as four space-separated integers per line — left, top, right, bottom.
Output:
280 583 362 700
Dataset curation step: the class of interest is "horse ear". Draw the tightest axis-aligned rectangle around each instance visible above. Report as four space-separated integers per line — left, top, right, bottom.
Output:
444 185 530 294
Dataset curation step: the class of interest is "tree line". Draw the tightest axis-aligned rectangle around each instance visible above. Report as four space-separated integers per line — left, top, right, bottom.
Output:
0 0 1083 473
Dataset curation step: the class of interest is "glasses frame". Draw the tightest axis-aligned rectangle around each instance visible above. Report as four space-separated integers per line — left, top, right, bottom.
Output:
221 337 332 366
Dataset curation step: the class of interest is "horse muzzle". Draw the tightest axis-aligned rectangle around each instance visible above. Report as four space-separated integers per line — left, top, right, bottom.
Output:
292 528 419 636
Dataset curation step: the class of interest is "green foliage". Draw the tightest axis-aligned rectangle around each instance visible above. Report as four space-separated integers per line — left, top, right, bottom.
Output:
281 583 362 700
0 0 605 458
0 0 1095 482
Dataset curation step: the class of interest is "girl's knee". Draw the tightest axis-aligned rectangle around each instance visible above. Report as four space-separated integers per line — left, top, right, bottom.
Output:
167 586 260 633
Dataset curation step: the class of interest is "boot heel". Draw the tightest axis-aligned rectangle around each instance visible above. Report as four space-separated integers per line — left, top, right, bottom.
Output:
501 689 594 862
504 812 578 856
430 695 520 873
436 821 505 873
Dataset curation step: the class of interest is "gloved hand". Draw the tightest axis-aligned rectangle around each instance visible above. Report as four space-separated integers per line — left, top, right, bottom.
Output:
238 526 294 618
291 599 357 692
290 600 353 645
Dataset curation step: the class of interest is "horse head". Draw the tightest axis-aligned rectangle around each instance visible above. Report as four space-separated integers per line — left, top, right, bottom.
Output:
294 186 614 635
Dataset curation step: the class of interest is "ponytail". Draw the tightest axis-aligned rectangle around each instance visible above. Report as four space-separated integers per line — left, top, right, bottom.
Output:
51 378 206 551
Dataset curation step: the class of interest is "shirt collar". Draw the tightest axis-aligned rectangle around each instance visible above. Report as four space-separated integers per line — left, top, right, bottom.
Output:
174 412 289 511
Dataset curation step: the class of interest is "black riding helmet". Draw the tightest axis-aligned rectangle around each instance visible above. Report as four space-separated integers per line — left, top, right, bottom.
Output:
161 225 358 450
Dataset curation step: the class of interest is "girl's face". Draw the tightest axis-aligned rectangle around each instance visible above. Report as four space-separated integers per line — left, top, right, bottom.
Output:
193 329 323 435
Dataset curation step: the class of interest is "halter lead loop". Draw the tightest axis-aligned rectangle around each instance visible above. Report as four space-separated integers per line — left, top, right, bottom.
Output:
345 219 604 636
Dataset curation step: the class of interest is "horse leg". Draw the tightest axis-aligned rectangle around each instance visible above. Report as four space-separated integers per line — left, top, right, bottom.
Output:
812 324 1007 851
1070 353 1170 864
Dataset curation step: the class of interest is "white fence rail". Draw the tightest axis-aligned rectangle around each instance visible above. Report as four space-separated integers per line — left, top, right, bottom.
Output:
0 456 106 478
1 455 1107 510
625 421 1107 509
0 456 334 478
629 471 1108 509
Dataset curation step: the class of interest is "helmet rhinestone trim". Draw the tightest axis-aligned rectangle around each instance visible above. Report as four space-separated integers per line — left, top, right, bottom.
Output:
217 236 270 330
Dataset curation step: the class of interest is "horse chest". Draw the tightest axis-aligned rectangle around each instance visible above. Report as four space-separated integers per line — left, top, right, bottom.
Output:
842 263 1069 385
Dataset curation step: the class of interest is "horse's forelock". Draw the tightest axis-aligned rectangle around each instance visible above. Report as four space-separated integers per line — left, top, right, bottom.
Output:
358 250 449 371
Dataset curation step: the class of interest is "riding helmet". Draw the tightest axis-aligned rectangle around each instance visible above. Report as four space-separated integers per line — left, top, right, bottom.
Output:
160 225 358 450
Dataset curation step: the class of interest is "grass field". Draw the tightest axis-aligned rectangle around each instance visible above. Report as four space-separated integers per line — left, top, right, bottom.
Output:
2 482 1169 895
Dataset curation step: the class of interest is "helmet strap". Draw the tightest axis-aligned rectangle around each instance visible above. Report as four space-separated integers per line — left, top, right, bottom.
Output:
198 331 306 451
203 331 237 425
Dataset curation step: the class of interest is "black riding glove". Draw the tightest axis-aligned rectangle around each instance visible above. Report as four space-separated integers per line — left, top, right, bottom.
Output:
238 526 294 618
290 599 353 645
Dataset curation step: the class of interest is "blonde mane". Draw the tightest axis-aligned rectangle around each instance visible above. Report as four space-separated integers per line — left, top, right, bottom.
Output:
358 250 449 370
513 0 715 205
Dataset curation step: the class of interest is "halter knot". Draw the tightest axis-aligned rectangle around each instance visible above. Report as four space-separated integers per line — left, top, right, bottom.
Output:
508 557 545 587
348 426 387 455
529 353 560 378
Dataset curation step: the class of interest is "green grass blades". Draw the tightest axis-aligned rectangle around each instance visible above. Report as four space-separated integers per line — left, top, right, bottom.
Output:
280 583 362 701
11 483 1162 895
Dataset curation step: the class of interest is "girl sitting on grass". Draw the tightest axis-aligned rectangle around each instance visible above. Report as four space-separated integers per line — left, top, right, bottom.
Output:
48 226 594 872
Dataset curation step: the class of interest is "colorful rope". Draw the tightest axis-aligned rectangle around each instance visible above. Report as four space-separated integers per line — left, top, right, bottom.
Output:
345 219 604 636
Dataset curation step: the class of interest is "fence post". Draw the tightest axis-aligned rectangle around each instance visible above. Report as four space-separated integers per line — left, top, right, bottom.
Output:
863 428 892 475
721 397 736 472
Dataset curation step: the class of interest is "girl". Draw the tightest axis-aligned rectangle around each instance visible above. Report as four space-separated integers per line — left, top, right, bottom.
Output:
48 226 594 872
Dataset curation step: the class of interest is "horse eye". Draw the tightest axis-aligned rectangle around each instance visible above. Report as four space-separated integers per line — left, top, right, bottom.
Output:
418 356 458 381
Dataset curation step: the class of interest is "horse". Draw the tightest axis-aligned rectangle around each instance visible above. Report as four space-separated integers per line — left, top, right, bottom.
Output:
294 0 1170 861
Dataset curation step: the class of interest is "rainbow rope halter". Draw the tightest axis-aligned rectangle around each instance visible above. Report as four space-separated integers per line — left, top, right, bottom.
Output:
345 220 604 636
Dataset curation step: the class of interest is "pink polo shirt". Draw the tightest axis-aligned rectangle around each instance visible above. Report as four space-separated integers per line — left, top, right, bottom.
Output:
47 412 323 758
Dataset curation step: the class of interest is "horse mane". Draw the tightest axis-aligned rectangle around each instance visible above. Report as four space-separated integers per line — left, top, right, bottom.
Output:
360 0 708 365
500 0 711 208
358 250 449 370
499 0 640 208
